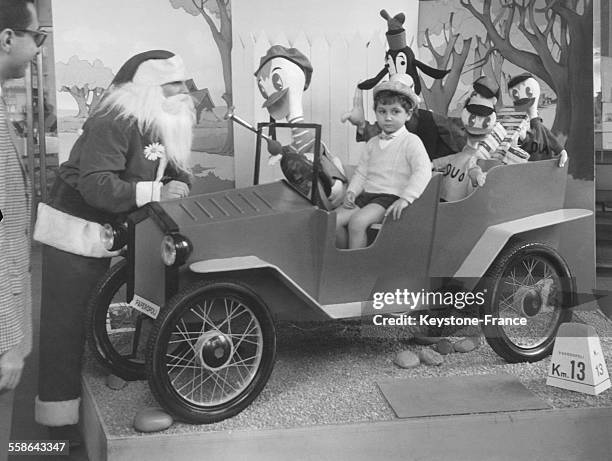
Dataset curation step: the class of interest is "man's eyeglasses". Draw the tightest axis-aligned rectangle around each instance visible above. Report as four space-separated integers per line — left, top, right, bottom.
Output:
13 29 48 47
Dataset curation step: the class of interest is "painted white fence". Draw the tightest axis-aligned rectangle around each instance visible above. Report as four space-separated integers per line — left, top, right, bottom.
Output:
231 30 416 186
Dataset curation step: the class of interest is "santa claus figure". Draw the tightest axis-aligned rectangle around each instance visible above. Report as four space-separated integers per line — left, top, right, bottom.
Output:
35 50 195 443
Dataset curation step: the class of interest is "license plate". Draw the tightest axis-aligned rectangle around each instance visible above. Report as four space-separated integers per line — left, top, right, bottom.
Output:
129 294 160 319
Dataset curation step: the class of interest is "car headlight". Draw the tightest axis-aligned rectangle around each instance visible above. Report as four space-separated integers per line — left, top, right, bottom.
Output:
161 233 192 266
100 222 128 251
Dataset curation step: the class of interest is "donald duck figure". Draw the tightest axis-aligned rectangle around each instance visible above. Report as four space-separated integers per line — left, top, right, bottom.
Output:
254 45 347 208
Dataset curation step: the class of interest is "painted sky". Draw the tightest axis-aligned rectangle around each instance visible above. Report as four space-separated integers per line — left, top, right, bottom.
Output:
53 0 223 111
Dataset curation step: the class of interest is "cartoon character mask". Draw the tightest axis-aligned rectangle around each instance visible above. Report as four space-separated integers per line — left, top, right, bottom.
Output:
358 10 449 94
255 57 306 120
509 77 540 111
462 92 497 137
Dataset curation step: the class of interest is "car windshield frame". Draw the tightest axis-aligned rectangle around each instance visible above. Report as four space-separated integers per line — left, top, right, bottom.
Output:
254 121 326 207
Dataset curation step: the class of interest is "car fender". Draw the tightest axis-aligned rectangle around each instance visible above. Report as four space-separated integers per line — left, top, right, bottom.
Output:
454 208 592 279
189 256 337 321
189 256 374 320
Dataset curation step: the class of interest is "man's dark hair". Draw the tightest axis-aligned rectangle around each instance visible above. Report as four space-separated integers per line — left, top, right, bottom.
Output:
374 90 414 113
0 0 34 32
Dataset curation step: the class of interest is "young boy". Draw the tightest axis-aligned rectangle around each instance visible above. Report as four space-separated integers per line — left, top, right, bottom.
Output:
336 74 431 249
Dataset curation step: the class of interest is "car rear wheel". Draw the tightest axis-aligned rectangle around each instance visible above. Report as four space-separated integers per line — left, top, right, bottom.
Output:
146 279 276 424
481 242 573 363
86 259 147 381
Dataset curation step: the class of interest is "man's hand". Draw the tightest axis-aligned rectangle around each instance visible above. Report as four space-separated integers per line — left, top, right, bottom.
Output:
343 191 356 209
0 347 25 392
385 198 409 221
558 149 569 168
340 87 366 133
161 181 189 201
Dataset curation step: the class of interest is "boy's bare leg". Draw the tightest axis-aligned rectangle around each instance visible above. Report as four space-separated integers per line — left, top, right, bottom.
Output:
335 206 359 249
348 204 385 249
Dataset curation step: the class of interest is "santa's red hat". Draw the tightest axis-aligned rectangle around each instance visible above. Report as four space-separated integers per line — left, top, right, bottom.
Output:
112 50 186 87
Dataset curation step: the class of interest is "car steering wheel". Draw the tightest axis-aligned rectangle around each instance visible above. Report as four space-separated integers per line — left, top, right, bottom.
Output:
280 150 335 210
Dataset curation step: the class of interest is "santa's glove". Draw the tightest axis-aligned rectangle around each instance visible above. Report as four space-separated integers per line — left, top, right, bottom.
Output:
340 87 366 131
161 180 190 201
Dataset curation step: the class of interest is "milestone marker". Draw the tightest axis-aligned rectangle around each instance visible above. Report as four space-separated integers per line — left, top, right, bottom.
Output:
546 322 610 395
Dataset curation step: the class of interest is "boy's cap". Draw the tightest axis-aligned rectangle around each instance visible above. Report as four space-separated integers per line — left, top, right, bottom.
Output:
507 72 534 89
255 45 313 90
373 74 421 107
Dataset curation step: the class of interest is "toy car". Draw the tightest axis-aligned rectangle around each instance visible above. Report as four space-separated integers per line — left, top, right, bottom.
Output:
87 122 592 424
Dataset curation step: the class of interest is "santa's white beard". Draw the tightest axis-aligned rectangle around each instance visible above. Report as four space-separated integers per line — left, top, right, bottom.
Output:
95 83 195 172
157 94 196 172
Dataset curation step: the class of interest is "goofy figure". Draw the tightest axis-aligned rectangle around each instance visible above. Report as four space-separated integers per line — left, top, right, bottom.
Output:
342 9 467 160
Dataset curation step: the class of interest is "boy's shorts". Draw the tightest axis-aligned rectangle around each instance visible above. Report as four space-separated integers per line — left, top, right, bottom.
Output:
355 192 399 209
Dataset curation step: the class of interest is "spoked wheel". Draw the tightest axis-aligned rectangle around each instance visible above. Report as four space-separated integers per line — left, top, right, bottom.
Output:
86 259 147 380
481 242 573 363
146 279 276 424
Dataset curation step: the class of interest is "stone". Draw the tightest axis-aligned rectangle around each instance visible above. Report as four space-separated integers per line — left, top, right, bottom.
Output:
453 336 482 353
133 407 174 433
418 348 444 366
435 338 454 355
393 350 420 368
106 374 127 390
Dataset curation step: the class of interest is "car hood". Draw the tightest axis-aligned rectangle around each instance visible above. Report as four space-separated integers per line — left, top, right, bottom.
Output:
156 181 315 229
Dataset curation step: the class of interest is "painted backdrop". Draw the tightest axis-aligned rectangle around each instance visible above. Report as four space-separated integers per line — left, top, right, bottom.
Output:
52 0 233 193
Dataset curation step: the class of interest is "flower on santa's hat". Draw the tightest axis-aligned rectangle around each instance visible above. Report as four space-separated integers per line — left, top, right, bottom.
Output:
144 142 166 161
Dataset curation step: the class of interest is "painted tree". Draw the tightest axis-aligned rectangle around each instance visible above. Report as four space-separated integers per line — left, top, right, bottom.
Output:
460 0 593 179
169 0 232 153
55 56 114 118
169 0 231 106
420 13 473 114
472 34 508 105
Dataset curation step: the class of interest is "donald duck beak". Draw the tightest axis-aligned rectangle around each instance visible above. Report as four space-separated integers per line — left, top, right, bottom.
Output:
261 87 290 109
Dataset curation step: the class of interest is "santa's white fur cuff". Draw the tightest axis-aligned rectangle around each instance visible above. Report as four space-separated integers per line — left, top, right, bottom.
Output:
136 181 162 207
35 396 80 426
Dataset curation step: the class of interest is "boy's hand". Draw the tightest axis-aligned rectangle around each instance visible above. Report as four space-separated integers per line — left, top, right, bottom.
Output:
343 191 356 209
385 198 409 220
558 150 568 168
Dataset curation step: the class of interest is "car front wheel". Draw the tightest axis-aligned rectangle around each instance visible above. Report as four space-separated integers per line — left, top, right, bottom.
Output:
146 279 276 424
480 242 573 363
86 259 147 380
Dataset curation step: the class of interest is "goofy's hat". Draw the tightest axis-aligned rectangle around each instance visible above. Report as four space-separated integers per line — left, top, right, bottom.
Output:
358 10 450 95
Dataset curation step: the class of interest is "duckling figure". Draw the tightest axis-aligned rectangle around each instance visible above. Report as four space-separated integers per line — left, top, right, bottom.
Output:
255 45 347 207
